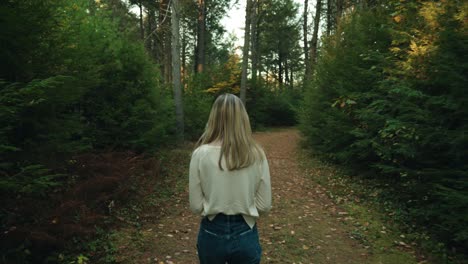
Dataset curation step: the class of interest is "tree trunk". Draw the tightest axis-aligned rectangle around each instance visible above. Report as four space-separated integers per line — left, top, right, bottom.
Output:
310 0 322 73
165 0 172 83
303 0 310 81
250 0 259 84
196 0 206 73
165 36 172 83
290 64 294 89
171 0 184 140
139 2 144 39
158 0 171 83
182 22 187 85
240 0 253 104
336 0 343 27
326 0 331 35
285 58 290 87
278 51 284 87
146 8 155 53
272 64 275 84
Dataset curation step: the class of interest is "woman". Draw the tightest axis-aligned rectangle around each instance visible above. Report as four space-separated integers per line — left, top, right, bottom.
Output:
189 93 272 264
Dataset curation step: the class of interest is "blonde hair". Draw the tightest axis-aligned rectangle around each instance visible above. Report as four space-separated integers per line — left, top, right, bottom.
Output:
196 93 264 171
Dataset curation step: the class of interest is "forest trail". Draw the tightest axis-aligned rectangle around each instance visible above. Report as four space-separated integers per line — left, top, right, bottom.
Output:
113 129 416 264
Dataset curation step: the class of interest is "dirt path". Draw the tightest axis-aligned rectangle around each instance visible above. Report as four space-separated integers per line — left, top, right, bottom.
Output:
113 129 412 263
250 130 368 263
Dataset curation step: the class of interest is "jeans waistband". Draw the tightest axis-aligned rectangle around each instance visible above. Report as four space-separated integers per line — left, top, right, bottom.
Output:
209 213 244 222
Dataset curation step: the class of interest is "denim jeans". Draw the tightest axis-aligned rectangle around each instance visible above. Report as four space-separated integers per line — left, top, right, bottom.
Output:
197 214 262 264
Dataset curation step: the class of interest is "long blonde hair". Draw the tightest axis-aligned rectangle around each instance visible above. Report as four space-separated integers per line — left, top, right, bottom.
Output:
196 94 264 171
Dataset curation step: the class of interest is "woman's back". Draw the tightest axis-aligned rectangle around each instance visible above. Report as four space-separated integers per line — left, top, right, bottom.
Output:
189 144 271 228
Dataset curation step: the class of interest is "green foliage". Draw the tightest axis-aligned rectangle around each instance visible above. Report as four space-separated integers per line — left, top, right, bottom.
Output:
55 228 118 264
184 75 213 140
1 0 175 261
257 0 302 87
0 0 174 192
0 164 64 196
300 1 468 258
248 82 299 129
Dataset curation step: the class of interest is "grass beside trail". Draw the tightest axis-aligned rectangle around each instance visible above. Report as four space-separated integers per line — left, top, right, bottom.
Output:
298 146 428 264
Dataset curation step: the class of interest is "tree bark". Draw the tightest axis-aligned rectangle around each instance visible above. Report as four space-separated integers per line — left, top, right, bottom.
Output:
240 0 253 104
303 0 310 80
250 0 259 84
171 0 184 140
278 51 284 87
336 0 343 28
165 36 172 83
326 0 331 35
290 64 294 88
139 2 144 39
310 0 322 73
181 22 187 85
158 0 171 83
164 0 172 83
146 7 155 53
196 0 206 73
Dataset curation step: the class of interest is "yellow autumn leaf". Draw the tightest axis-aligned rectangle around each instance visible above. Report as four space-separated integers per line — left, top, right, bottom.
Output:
393 15 403 23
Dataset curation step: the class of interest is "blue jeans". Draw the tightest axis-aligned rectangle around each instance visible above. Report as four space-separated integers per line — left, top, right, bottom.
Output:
197 214 262 264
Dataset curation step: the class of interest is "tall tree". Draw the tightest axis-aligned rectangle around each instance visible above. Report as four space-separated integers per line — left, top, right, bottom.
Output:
303 0 310 80
335 0 343 27
139 1 144 39
251 0 259 84
326 0 331 35
256 0 300 88
145 6 155 52
171 0 184 140
309 0 322 72
181 18 188 83
157 0 172 83
177 0 197 82
129 0 148 40
240 0 253 104
196 0 206 73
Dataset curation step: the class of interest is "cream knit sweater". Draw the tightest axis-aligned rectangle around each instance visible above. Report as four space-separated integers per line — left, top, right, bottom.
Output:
189 144 272 228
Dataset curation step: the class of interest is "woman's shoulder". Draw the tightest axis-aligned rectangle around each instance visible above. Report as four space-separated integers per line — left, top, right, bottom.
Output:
253 143 267 159
192 144 220 156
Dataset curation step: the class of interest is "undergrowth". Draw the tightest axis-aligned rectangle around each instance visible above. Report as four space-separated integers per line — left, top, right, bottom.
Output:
298 144 467 264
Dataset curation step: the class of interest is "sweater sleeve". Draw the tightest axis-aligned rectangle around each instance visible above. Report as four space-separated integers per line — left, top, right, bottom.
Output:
189 148 204 214
255 154 272 213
